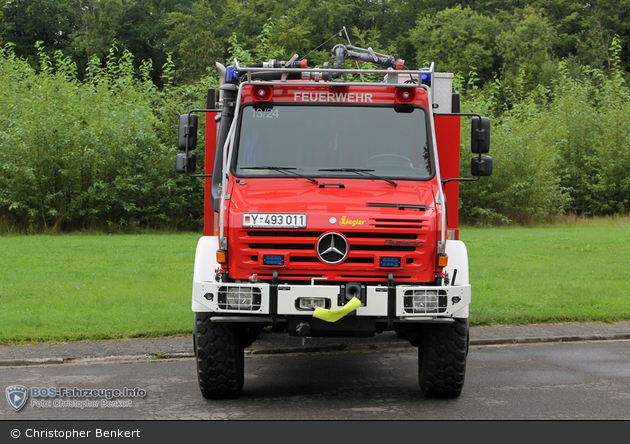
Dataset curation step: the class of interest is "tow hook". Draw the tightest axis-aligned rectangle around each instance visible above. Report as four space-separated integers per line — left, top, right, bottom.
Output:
295 322 311 337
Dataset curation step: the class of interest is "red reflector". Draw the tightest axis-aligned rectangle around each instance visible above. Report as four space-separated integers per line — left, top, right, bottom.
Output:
395 87 415 104
252 85 273 102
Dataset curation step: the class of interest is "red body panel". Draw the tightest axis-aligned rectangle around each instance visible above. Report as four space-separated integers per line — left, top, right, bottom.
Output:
205 81 461 284
226 179 438 283
241 83 429 106
204 114 217 236
435 115 461 239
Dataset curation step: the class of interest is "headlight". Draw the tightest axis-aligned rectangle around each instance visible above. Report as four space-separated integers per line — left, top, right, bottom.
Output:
403 289 447 314
218 286 262 311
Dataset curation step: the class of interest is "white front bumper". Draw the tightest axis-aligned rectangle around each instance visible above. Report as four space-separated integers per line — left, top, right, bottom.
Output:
192 281 470 319
190 235 471 320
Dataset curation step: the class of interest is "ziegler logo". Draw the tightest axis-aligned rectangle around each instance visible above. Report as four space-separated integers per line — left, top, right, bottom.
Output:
384 239 424 247
340 216 366 227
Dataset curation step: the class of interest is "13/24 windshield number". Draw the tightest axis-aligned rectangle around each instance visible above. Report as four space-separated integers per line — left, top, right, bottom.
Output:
252 108 279 119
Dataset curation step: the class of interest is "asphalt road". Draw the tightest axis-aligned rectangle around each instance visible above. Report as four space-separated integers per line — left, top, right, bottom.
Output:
2 339 630 421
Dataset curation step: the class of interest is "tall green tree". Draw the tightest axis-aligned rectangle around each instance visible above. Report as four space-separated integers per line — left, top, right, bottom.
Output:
498 7 556 90
1 0 78 65
162 0 225 84
0 0 7 46
68 0 185 84
408 6 501 81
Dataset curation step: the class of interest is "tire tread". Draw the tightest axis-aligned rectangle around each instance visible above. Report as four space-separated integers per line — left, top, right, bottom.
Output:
194 313 244 399
418 319 468 398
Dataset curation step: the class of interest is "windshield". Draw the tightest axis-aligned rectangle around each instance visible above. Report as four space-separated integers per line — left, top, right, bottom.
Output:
233 105 433 180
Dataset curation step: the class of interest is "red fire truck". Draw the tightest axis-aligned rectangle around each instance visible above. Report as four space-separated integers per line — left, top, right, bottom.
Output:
176 44 492 399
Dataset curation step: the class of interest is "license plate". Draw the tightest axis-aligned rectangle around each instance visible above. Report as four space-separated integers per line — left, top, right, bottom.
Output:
243 213 307 228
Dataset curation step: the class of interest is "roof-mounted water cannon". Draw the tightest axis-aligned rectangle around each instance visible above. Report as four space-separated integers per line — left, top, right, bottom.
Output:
331 44 349 81
329 44 404 82
250 57 309 70
346 45 405 70
236 55 311 82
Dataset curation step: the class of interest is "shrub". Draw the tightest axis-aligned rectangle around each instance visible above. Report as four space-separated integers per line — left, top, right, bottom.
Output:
0 43 210 232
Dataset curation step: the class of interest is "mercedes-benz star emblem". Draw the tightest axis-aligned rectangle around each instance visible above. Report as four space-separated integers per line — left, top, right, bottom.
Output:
317 232 348 264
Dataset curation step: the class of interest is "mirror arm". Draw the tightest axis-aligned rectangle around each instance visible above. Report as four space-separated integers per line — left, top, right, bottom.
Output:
442 176 480 187
435 112 487 152
436 113 490 185
434 112 482 119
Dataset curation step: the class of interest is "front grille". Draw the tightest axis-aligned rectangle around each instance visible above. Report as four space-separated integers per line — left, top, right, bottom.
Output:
373 218 427 229
249 243 313 250
291 256 374 264
235 216 432 282
246 232 420 255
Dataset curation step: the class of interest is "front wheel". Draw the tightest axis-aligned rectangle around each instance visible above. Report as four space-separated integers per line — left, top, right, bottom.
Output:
194 313 244 399
418 318 469 398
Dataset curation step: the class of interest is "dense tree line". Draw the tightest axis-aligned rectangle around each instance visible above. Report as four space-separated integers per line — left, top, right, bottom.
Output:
1 1 629 231
2 0 630 86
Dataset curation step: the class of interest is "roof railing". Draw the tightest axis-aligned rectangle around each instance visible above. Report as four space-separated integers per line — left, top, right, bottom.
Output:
233 59 435 85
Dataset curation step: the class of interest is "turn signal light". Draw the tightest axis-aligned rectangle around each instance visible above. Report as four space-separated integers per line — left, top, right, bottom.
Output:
216 250 227 264
437 253 448 268
252 85 273 102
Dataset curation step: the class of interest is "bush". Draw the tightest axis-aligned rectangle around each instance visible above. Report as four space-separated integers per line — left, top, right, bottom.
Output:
0 43 211 232
459 45 630 225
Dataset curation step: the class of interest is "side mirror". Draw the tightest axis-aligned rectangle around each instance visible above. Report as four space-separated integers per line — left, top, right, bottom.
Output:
178 113 198 151
471 155 493 177
176 152 197 174
471 116 490 154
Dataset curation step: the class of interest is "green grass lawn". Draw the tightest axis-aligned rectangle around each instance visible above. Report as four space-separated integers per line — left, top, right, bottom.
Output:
0 233 201 345
1 218 629 345
464 217 630 325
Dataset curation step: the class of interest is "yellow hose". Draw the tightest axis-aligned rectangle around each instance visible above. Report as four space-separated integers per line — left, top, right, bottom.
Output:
313 297 361 322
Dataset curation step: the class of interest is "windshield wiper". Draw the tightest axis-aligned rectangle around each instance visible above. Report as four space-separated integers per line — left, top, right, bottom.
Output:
240 166 318 185
318 168 397 187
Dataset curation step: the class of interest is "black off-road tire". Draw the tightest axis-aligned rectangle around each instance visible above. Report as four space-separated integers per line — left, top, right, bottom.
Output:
194 313 244 399
418 318 469 398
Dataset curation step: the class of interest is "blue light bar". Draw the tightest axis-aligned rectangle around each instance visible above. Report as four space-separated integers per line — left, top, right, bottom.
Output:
420 68 431 86
263 255 284 266
380 257 401 268
225 65 239 84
